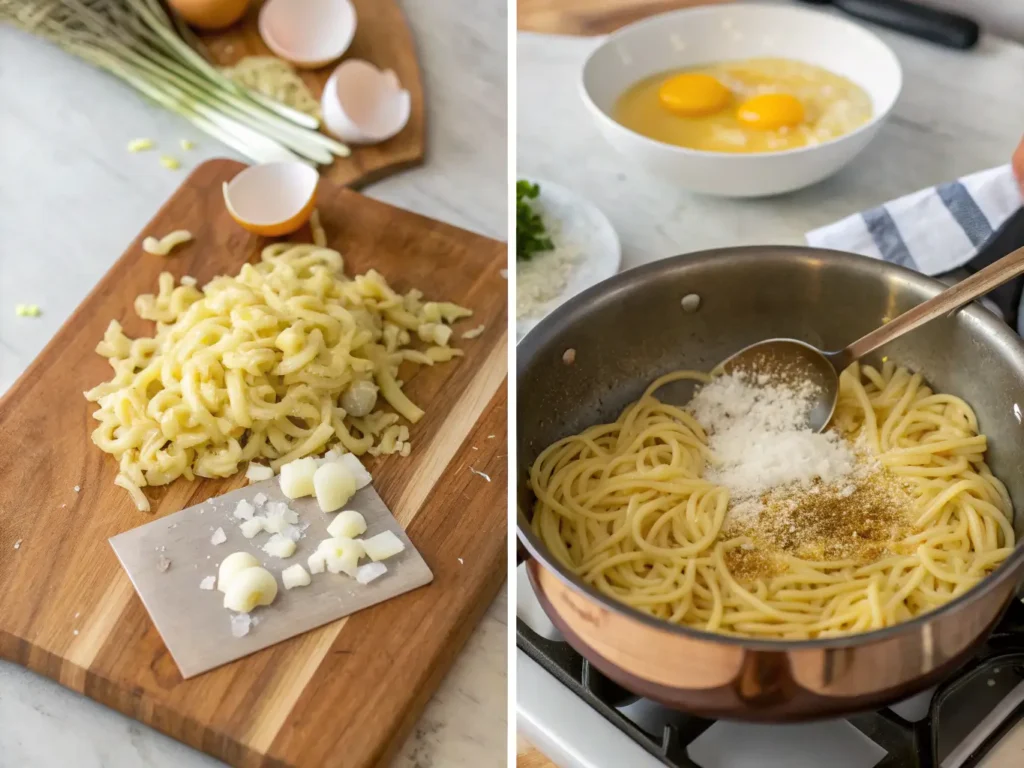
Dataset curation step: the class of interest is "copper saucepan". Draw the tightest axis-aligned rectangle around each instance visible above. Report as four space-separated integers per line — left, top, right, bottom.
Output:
516 246 1024 721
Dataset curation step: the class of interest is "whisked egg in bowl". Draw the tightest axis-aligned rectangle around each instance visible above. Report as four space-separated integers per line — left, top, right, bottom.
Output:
580 4 901 196
616 58 873 154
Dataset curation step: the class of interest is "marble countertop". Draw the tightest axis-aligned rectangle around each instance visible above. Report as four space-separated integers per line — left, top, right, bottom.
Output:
0 0 506 765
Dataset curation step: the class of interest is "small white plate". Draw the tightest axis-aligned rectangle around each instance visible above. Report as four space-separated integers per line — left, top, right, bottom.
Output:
516 179 621 340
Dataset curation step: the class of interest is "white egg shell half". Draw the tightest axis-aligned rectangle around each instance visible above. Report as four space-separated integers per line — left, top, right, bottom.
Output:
259 0 356 69
223 162 318 230
321 60 411 145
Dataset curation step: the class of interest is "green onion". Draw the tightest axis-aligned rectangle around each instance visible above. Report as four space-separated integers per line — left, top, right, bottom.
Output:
0 0 349 165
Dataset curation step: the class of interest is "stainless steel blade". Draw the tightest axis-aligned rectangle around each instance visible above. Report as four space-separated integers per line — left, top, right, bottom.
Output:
110 479 432 678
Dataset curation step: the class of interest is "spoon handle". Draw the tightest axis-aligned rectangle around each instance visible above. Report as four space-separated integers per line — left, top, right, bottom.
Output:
839 244 1024 366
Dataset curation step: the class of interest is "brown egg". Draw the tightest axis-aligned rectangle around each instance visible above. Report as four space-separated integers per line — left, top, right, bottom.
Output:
168 0 250 31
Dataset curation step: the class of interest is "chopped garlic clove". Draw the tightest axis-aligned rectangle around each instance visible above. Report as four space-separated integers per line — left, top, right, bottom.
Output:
253 492 268 506
240 517 266 539
233 499 255 520
230 612 252 638
338 453 373 490
318 537 364 577
308 550 326 574
218 551 260 593
362 530 406 562
282 564 311 589
246 462 274 483
356 562 387 584
279 457 318 499
263 502 299 533
340 379 378 418
262 533 297 558
210 527 227 545
223 567 277 612
326 552 360 577
199 575 216 590
327 509 367 539
317 536 365 557
313 462 356 513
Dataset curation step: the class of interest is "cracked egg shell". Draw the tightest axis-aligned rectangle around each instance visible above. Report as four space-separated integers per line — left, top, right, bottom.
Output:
222 161 318 237
258 0 356 69
321 59 411 145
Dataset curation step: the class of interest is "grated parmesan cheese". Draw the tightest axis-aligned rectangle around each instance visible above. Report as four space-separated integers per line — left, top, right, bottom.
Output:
516 218 578 320
690 372 855 500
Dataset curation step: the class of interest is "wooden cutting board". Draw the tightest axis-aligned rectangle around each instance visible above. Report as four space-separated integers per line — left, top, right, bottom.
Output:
199 0 425 189
0 158 507 768
517 736 559 767
518 0 730 36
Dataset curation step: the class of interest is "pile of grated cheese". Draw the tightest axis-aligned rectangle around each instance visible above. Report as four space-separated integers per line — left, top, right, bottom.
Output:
689 372 855 500
516 218 578 320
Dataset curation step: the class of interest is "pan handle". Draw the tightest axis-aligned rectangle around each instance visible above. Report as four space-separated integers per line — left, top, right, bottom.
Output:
517 538 530 565
959 206 1024 333
832 0 979 49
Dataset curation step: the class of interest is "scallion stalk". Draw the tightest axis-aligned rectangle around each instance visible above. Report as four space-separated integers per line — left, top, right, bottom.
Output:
0 0 348 165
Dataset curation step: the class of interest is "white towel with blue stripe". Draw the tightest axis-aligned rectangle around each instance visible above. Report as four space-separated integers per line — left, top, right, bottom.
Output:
806 165 1022 276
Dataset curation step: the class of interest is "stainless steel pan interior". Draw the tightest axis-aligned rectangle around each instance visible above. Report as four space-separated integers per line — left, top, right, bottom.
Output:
516 246 1024 719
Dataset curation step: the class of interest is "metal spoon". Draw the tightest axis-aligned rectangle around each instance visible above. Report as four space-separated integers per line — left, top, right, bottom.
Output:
719 246 1024 432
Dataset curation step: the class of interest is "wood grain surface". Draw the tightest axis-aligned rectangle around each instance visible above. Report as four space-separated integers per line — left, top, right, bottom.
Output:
199 0 425 189
518 0 729 35
110 482 433 679
517 737 559 767
0 159 507 768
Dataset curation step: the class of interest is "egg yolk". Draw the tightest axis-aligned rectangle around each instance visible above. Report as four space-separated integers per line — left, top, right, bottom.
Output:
736 93 805 131
658 74 731 117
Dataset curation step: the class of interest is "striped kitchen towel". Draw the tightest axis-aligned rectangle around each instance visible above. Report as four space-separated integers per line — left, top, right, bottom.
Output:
806 165 1022 276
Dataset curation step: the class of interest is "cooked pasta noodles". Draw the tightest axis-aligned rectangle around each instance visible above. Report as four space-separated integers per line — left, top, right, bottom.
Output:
85 242 471 511
530 362 1015 638
142 230 193 256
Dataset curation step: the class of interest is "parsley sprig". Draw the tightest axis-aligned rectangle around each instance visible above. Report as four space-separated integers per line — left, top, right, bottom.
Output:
516 180 554 261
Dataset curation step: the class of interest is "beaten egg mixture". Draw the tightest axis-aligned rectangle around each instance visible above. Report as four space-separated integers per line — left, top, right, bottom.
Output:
613 58 872 153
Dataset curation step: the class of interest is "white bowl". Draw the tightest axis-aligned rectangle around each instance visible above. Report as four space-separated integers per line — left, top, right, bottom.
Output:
580 3 903 197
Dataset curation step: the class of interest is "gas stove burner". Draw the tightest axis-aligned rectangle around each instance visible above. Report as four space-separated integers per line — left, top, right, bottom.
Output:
517 599 1024 768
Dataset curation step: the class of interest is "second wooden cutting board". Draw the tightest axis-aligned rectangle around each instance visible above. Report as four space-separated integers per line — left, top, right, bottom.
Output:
199 0 426 189
0 158 507 768
518 0 729 35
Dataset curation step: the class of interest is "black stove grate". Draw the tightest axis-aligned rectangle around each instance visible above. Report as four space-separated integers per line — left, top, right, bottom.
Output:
517 599 1024 768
